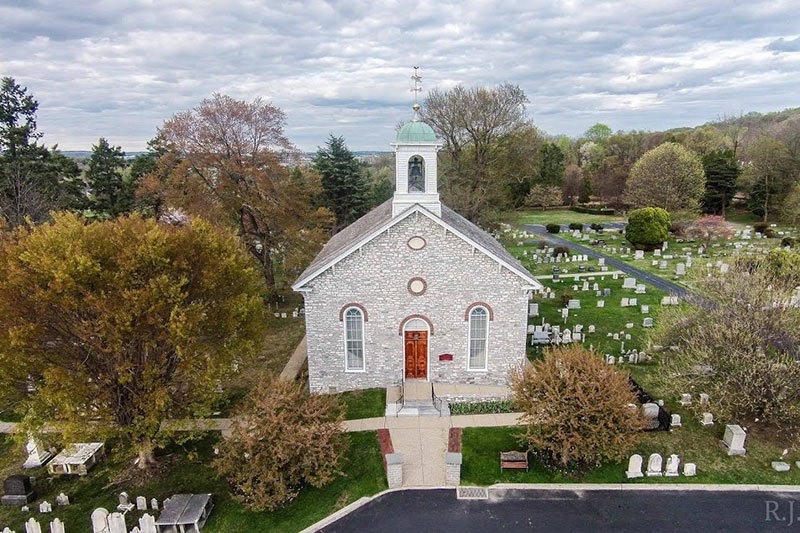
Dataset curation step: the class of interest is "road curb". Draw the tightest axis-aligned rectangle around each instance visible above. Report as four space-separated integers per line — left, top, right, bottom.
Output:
490 483 800 493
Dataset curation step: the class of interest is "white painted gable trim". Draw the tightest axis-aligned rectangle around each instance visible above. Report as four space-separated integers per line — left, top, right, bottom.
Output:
292 204 543 291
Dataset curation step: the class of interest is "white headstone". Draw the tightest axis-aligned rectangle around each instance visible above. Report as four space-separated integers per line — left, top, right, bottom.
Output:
700 412 714 426
679 393 692 406
108 513 127 533
634 250 644 260
588 325 595 333
568 299 581 309
670 414 681 427
640 305 649 314
676 263 686 276
635 284 646 294
55 493 69 506
683 463 696 476
139 514 157 533
136 496 147 511
596 300 605 308
24 519 41 533
528 303 539 317
772 461 791 472
699 393 709 406
38 502 51 514
642 317 653 328
49 518 65 533
622 277 636 289
722 424 747 456
91 508 110 533
23 436 53 469
646 453 663 477
643 403 659 420
626 454 644 478
665 454 680 477
150 498 159 511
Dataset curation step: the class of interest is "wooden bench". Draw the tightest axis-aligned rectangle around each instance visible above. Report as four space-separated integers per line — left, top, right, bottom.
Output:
500 451 528 471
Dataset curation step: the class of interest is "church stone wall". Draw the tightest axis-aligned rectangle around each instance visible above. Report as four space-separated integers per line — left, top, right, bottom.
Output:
301 212 530 394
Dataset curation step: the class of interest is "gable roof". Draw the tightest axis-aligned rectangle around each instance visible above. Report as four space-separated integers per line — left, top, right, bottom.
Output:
292 200 541 290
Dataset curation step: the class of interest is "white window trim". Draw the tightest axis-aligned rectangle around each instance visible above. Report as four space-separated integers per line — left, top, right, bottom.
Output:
343 307 366 373
467 306 489 372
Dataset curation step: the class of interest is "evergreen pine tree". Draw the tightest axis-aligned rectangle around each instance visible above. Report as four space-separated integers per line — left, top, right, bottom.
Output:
533 142 565 187
312 135 367 232
702 149 739 215
84 137 129 218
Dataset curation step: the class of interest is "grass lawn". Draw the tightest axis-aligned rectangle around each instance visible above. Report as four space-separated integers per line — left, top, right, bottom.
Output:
529 277 668 356
514 209 626 226
0 431 386 533
337 388 386 420
461 424 800 486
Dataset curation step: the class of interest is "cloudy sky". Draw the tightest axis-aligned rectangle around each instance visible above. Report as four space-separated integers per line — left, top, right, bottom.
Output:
1 0 799 152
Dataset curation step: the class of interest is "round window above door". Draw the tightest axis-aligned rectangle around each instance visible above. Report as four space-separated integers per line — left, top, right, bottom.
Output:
407 236 427 250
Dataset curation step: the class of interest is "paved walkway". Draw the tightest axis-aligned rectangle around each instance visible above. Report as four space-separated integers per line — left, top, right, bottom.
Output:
342 412 522 432
522 223 695 298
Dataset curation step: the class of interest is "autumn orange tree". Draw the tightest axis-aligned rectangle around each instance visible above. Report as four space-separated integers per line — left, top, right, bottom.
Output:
140 94 333 296
214 378 347 511
510 345 646 473
0 213 265 467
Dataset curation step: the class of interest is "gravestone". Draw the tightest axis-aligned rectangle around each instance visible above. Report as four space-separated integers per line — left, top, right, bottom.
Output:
629 298 637 306
642 403 659 421
676 263 686 276
634 250 644 260
24 518 41 533
646 454 663 477
722 424 747 456
635 284 646 294
626 454 643 478
700 412 714 426
139 514 157 533
670 414 682 427
528 303 539 317
150 498 159 511
603 288 611 296
55 493 69 506
621 298 629 307
136 496 147 511
659 260 667 270
654 249 661 256
772 461 791 472
679 393 692 406
91 508 110 533
38 501 51 513
568 299 581 309
622 278 636 289
117 492 134 512
699 393 709 406
23 436 52 470
1 475 35 506
50 519 65 533
640 305 649 314
665 454 680 477
642 317 653 328
588 325 595 333
596 300 605 308
108 513 127 533
683 463 697 476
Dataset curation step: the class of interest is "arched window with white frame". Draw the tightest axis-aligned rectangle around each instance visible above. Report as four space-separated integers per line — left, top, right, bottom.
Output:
344 307 365 371
468 306 489 370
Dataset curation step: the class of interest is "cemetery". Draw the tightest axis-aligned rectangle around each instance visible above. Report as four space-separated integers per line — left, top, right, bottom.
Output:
460 219 800 487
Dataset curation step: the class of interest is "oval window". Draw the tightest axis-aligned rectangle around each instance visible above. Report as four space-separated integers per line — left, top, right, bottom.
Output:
408 278 427 296
407 236 426 250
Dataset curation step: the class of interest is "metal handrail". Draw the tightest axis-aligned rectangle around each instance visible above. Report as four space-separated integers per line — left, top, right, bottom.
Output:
395 381 404 417
431 383 443 417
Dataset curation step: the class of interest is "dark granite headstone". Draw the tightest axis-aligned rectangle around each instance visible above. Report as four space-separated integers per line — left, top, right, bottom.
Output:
1 475 36 505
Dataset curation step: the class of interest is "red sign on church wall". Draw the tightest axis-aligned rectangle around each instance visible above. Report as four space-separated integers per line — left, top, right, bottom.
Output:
438 354 453 361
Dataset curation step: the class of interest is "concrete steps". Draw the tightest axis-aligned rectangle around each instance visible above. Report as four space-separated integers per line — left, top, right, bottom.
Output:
385 400 450 417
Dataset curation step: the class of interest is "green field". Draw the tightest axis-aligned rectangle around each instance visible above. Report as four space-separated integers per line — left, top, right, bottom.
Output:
514 209 626 226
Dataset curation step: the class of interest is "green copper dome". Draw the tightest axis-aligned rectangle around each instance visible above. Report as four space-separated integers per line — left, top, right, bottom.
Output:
396 120 437 142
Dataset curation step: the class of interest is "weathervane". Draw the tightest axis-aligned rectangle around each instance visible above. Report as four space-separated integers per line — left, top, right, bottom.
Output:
410 66 422 120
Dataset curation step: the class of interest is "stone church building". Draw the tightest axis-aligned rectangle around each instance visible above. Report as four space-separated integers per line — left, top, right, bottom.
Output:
293 110 542 395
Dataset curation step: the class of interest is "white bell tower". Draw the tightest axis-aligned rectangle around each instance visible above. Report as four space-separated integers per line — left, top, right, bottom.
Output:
390 68 443 217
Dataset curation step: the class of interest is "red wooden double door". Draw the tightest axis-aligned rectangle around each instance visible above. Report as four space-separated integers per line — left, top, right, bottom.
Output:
404 330 428 379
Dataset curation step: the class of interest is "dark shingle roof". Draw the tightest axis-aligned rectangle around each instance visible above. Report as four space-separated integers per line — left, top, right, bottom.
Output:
293 200 537 288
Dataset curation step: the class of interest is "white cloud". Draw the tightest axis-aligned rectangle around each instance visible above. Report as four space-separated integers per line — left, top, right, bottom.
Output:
0 0 798 150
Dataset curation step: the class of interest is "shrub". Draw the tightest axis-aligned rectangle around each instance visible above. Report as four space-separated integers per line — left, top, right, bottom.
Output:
537 241 547 250
545 223 561 233
781 237 797 248
625 207 670 249
655 257 800 426
215 378 347 511
669 220 688 236
572 205 615 215
589 223 604 231
568 222 583 231
552 246 569 257
764 249 800 286
510 346 646 473
559 291 573 307
764 228 777 238
449 400 513 415
753 222 769 234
